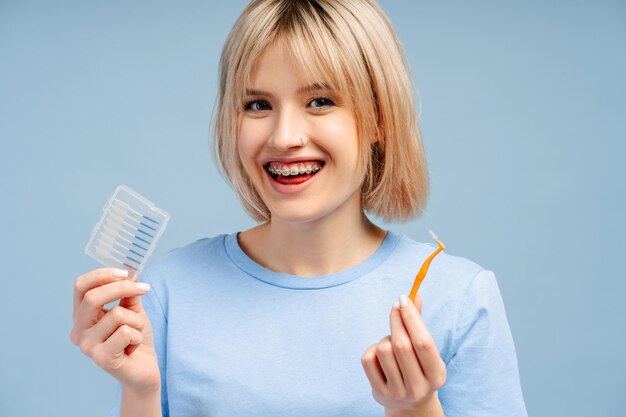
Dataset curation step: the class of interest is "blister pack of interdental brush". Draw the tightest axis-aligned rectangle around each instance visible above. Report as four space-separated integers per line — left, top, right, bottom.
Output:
84 185 170 281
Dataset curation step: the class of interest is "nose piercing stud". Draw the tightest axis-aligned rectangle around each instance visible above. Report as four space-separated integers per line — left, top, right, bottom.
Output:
300 137 308 146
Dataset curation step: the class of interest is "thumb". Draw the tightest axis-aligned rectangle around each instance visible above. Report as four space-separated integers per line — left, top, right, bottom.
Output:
414 294 423 315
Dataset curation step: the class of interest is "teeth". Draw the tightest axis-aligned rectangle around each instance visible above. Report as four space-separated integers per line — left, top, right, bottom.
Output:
267 161 322 176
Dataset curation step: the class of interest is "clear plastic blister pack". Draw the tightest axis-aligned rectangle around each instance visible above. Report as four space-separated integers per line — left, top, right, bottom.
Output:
84 185 170 281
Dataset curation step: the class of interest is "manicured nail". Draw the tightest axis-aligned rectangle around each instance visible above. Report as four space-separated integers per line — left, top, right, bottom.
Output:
399 295 408 308
136 282 151 292
393 300 400 309
112 268 128 278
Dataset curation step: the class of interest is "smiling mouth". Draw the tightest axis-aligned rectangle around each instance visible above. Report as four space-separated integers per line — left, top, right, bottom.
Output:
264 161 325 185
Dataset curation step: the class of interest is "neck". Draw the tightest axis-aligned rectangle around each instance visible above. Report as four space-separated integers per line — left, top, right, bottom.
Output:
238 193 387 277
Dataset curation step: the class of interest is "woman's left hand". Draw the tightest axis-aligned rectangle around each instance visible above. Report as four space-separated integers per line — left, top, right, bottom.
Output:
361 294 447 417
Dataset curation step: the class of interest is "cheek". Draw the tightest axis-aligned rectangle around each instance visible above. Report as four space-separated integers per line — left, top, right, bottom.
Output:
314 115 360 162
237 120 267 164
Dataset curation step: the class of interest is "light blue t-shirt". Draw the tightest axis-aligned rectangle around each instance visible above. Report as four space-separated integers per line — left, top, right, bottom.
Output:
110 230 528 416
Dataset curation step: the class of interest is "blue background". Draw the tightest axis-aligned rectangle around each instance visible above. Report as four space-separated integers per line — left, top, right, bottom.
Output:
1 0 624 415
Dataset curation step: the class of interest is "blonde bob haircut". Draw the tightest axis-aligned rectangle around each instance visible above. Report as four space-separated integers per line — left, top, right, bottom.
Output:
213 0 429 223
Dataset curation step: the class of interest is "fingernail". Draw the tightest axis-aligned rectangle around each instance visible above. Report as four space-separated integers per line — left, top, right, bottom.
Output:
399 295 408 308
112 268 129 278
393 300 400 309
136 282 151 292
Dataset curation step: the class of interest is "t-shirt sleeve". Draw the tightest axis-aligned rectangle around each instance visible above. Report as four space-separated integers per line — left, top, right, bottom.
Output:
108 272 169 416
438 269 528 417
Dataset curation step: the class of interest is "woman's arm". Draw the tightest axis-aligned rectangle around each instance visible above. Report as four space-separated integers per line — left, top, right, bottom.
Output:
108 270 169 416
120 386 162 417
385 394 445 417
438 270 527 416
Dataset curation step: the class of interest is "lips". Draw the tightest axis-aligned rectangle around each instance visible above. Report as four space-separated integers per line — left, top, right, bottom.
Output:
273 171 317 185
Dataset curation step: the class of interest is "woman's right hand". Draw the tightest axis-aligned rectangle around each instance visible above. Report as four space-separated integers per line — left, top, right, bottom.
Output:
70 268 161 394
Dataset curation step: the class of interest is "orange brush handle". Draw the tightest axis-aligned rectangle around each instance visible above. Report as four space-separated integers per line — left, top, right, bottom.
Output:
408 240 445 301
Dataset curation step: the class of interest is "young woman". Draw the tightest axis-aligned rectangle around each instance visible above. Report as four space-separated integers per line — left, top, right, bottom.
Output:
71 1 528 416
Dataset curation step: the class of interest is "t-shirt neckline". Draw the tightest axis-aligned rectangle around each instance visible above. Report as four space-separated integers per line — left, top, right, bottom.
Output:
223 230 401 289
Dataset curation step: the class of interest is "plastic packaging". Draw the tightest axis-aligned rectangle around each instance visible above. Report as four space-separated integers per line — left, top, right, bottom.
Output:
84 185 170 281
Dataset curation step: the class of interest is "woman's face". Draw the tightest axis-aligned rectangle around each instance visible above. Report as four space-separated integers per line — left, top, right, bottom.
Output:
237 43 368 225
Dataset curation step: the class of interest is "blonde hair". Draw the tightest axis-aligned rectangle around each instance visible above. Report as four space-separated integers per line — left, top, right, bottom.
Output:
213 0 429 223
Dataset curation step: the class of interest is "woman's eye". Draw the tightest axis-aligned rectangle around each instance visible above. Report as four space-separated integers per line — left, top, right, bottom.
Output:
308 97 335 109
244 100 271 112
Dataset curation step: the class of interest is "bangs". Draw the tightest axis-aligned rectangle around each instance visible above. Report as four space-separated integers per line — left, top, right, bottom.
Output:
235 7 359 110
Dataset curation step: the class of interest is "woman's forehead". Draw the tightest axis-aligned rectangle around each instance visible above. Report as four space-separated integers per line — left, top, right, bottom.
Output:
244 40 343 93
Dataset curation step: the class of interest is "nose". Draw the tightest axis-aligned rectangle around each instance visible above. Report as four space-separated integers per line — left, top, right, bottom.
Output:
267 106 306 150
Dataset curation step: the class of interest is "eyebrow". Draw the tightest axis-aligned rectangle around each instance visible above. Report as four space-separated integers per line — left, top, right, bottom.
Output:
243 82 333 98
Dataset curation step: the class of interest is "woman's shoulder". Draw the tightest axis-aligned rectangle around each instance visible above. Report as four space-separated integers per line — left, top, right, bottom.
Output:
391 232 508 349
390 231 492 298
392 232 485 275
